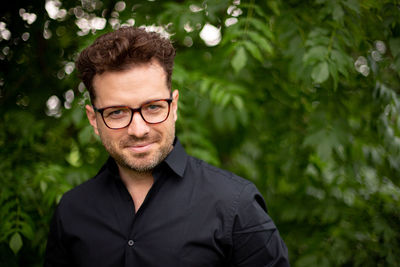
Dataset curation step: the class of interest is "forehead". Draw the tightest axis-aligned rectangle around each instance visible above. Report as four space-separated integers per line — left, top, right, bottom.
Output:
92 62 169 107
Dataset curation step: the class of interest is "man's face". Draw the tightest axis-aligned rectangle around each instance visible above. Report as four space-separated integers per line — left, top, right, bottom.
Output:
86 61 179 173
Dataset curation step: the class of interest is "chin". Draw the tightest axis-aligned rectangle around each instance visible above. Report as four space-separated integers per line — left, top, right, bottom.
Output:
124 153 161 171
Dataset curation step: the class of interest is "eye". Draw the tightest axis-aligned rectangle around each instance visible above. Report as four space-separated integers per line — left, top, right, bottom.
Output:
148 104 161 110
143 102 165 113
111 110 123 115
104 108 130 118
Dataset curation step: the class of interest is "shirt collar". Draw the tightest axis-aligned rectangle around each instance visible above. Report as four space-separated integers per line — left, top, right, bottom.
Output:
163 137 187 178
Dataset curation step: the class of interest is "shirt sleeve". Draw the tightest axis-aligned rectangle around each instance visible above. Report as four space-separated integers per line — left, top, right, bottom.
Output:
44 205 73 267
230 183 290 267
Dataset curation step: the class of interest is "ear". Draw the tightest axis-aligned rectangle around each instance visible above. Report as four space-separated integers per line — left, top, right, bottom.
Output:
171 89 179 122
85 104 99 136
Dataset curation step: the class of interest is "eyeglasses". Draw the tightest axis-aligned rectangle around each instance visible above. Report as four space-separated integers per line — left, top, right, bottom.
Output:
93 98 173 129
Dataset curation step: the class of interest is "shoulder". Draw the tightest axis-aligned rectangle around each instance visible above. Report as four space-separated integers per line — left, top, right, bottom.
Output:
58 170 109 210
184 156 272 241
188 155 251 185
185 155 261 203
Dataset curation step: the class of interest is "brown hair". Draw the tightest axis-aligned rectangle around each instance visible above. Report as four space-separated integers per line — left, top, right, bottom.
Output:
75 26 176 102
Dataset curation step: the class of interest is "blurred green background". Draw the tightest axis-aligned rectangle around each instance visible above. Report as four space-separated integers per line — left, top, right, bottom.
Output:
1 0 400 266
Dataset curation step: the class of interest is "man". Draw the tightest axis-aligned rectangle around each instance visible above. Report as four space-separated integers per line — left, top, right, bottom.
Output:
45 26 290 266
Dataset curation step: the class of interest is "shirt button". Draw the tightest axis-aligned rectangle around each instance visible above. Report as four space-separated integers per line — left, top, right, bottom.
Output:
128 240 135 247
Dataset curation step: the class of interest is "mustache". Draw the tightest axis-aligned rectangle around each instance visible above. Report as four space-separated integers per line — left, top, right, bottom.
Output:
119 135 160 146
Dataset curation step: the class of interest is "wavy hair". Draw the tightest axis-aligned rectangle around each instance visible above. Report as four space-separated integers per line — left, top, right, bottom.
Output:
76 27 176 101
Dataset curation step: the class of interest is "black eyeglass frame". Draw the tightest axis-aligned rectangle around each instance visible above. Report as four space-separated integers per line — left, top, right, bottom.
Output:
93 98 173 129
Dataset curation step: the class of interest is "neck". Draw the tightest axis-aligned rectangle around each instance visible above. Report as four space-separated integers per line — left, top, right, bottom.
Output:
117 164 154 212
117 164 154 185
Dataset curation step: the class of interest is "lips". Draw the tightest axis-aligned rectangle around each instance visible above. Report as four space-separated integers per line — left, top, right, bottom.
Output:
125 142 154 153
120 135 161 154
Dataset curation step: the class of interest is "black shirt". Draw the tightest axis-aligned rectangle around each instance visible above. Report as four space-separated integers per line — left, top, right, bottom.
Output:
45 139 289 266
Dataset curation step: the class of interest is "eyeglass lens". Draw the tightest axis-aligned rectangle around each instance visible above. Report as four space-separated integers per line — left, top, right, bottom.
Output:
102 100 170 129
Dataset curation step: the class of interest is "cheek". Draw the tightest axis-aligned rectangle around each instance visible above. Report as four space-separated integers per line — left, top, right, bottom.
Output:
98 127 122 144
153 123 173 138
162 119 175 137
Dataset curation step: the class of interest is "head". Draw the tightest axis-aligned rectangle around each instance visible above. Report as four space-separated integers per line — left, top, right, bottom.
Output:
76 27 178 174
76 26 175 102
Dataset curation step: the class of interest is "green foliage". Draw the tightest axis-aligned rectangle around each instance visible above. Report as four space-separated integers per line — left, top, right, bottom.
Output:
1 0 400 266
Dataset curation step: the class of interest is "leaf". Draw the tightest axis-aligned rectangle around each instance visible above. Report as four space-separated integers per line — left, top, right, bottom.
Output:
311 61 330 83
9 232 23 254
328 60 338 90
330 49 350 77
303 46 329 64
220 93 232 107
246 17 274 40
303 129 332 160
78 125 94 145
65 144 82 167
308 28 330 38
394 56 400 72
20 221 35 240
209 83 222 103
40 180 48 193
267 1 280 15
220 27 242 46
199 78 212 94
247 31 273 54
231 46 247 73
332 3 344 21
71 106 84 126
239 3 267 18
210 83 225 105
232 95 244 111
343 0 360 14
389 38 400 58
243 41 263 62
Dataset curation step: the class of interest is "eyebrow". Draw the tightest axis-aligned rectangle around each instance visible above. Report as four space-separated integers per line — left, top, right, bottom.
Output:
95 96 172 110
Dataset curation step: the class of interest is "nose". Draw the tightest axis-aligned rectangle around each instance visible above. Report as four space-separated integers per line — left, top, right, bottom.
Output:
126 111 150 138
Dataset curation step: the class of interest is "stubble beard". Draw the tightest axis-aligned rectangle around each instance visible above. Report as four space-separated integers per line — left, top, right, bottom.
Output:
100 125 175 173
